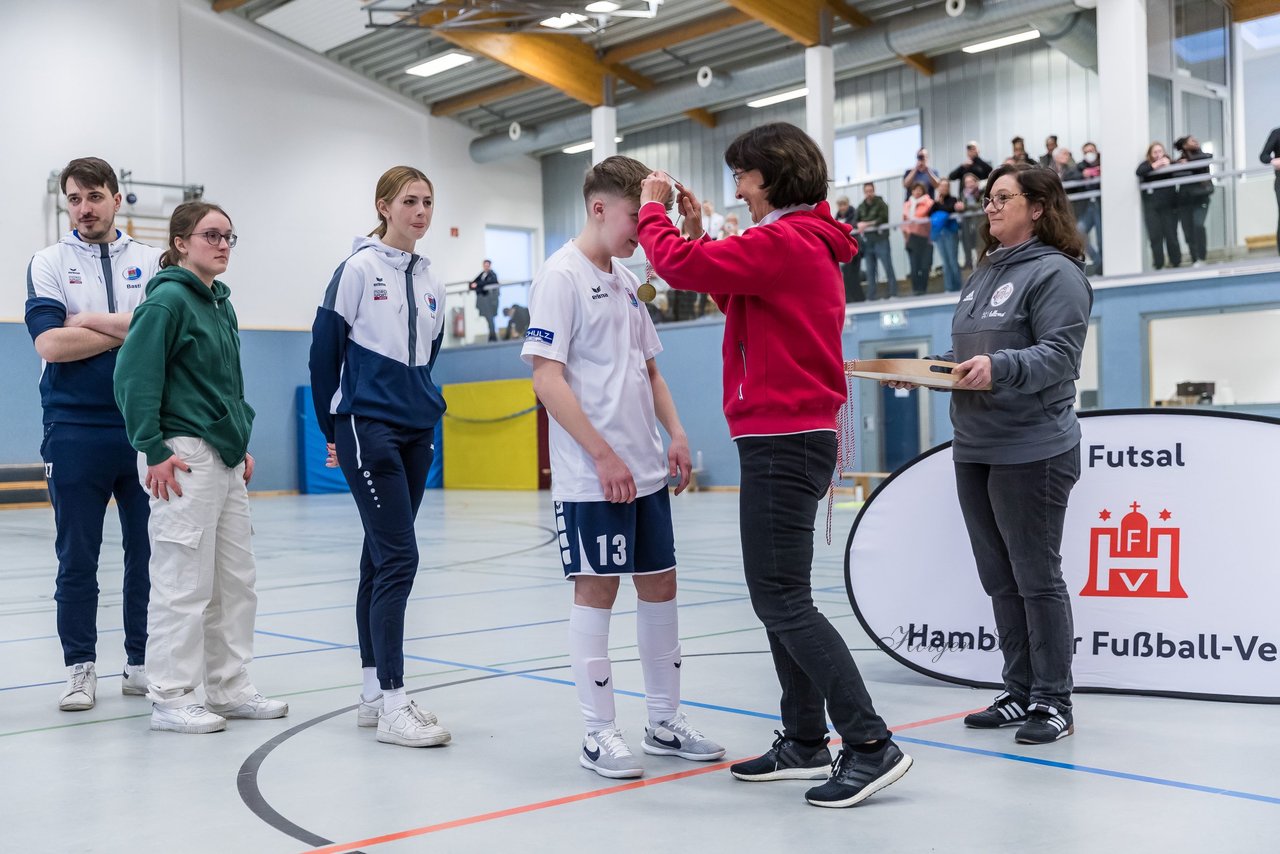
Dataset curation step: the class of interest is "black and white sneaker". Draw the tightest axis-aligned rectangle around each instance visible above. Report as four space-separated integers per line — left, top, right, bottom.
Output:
730 731 831 782
964 691 1029 729
1016 705 1074 744
805 741 913 808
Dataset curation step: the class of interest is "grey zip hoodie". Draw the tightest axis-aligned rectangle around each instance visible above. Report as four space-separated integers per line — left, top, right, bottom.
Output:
936 238 1093 464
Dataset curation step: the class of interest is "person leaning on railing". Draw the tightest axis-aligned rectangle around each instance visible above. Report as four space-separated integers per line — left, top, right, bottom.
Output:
1263 126 1280 255
1173 136 1214 267
1136 142 1182 270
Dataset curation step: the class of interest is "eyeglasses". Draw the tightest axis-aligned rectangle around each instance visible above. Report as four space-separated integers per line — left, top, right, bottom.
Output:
730 169 746 185
981 192 1030 212
188 230 238 248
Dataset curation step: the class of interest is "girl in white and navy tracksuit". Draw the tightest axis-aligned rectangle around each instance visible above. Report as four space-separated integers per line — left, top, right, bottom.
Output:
309 178 448 744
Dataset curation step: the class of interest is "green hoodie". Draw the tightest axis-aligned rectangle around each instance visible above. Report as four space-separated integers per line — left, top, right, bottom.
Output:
114 265 255 467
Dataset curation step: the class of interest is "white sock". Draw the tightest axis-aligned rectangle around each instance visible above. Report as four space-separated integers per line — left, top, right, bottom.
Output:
362 668 380 701
383 687 409 713
569 604 615 732
637 596 680 727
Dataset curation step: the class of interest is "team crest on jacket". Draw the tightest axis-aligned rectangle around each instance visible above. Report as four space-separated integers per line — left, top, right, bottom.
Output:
373 287 388 301
67 267 82 285
426 293 437 312
626 288 638 308
990 282 1014 307
124 266 143 281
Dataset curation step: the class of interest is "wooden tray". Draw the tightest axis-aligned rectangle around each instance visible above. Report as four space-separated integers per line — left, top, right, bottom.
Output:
844 358 990 390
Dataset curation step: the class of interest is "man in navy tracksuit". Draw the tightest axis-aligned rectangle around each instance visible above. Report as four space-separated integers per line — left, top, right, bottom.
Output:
25 157 161 711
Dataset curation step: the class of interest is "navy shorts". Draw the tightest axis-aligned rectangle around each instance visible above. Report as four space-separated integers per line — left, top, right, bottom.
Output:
555 488 676 578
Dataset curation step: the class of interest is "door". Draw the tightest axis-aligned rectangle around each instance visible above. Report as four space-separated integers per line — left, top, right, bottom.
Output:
879 347 921 470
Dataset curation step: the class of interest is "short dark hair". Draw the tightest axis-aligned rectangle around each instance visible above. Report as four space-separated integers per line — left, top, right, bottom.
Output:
978 163 1084 260
724 122 828 208
862 182 876 190
1011 136 1025 146
59 157 118 195
1046 135 1058 144
582 155 666 208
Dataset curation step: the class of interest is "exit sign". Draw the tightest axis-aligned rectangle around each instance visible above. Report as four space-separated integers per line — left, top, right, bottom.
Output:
880 310 908 330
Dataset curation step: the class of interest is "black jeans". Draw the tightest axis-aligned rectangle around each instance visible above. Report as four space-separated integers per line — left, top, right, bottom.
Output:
905 234 932 295
1274 176 1280 254
336 415 433 690
954 445 1080 711
1143 199 1181 268
1178 195 1211 262
738 432 889 744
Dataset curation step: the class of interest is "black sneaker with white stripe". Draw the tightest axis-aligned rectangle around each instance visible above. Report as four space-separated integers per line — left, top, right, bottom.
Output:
730 731 831 781
1015 705 1074 744
963 691 1029 729
804 741 913 808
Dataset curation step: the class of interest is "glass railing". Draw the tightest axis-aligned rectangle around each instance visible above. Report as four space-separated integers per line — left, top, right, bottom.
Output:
442 163 1280 346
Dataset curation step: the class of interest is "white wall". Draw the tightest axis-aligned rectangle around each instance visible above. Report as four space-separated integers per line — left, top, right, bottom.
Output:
0 0 543 328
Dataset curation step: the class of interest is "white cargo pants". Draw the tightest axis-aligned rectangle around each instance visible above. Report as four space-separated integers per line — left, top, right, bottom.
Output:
140 436 257 709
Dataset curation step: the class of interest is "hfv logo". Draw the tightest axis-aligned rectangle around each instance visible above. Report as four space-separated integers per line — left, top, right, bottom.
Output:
1081 501 1186 598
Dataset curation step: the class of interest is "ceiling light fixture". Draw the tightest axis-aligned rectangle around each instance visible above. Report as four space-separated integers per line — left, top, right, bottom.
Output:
585 2 621 12
561 137 625 154
961 29 1041 54
746 87 808 108
541 12 588 28
405 51 474 77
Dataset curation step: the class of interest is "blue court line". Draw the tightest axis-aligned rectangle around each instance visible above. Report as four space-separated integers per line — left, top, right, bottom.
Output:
893 735 1280 805
0 594 753 692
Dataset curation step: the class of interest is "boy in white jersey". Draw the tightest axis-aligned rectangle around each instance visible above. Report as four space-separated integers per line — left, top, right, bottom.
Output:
522 156 724 779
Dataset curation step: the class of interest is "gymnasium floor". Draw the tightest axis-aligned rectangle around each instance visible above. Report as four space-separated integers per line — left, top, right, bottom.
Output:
1 489 1275 853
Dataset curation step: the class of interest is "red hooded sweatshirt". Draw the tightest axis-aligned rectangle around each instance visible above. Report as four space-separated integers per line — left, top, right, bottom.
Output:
638 201 855 438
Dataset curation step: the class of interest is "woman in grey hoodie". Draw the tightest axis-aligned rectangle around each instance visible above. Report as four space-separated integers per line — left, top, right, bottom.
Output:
917 162 1092 745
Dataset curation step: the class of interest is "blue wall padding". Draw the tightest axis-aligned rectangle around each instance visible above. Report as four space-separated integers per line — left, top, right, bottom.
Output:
296 386 349 494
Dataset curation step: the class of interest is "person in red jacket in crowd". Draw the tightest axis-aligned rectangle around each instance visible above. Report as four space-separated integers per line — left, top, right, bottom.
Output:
637 121 912 810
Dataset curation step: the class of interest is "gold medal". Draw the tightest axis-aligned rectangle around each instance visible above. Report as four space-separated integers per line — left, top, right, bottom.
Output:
637 281 657 302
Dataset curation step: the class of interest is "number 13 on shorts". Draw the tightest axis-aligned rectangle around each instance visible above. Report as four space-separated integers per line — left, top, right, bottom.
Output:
554 492 675 578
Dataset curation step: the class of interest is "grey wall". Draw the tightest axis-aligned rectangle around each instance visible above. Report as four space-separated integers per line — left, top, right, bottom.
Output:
543 40 1101 257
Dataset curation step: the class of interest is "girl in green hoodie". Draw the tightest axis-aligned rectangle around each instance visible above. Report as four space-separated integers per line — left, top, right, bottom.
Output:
115 201 287 734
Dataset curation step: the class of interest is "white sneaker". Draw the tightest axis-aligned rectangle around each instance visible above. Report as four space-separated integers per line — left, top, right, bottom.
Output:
643 711 726 761
357 694 382 727
121 664 148 696
209 693 289 720
376 700 451 747
59 662 97 711
150 703 227 734
580 728 644 779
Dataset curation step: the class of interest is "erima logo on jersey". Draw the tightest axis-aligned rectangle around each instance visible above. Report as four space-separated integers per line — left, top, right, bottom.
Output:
526 327 554 345
124 266 142 281
590 286 609 301
67 267 82 285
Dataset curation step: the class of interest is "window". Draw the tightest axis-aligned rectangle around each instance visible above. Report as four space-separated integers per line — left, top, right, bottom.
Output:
483 226 534 313
831 114 922 189
866 125 923 176
1173 0 1228 84
1147 308 1280 405
833 133 860 187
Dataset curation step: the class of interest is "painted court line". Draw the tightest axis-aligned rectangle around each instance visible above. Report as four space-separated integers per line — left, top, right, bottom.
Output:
299 709 975 854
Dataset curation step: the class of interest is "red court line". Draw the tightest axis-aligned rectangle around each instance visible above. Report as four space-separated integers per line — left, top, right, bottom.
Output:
301 707 978 854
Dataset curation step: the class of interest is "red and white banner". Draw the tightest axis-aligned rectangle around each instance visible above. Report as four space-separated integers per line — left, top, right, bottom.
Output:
846 410 1280 702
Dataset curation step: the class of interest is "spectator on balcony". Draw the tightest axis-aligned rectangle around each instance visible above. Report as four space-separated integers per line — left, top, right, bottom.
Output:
1136 142 1182 270
1173 135 1213 267
702 200 725 240
469 259 499 342
856 182 897 300
835 195 864 303
902 182 934 295
1262 127 1280 255
1074 143 1102 273
929 178 964 293
1038 135 1074 170
902 148 940 200
949 141 993 183
958 172 984 269
1009 136 1035 166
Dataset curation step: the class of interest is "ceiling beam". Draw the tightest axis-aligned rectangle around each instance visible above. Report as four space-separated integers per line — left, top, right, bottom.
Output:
685 108 718 129
824 0 874 29
601 9 754 64
899 52 935 76
433 30 637 107
430 78 542 117
722 0 823 46
211 0 253 11
1233 0 1280 21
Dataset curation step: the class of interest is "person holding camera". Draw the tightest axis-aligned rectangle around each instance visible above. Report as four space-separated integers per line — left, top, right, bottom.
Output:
902 148 940 200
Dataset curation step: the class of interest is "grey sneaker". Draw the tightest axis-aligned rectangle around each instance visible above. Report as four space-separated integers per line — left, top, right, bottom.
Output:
59 662 97 712
377 701 451 747
357 694 382 727
151 703 227 734
209 693 289 720
581 728 643 779
643 712 726 761
121 664 148 697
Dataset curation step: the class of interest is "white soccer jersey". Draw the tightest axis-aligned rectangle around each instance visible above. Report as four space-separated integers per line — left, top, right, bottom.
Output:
521 241 667 503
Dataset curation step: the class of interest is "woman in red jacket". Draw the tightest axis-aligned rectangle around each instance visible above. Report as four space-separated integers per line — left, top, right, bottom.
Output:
637 122 911 809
